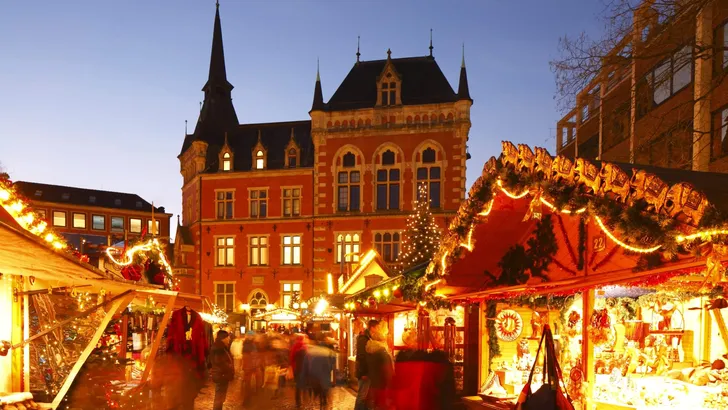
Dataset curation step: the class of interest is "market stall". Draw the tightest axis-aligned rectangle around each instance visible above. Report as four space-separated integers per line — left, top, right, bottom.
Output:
0 177 226 409
430 142 728 410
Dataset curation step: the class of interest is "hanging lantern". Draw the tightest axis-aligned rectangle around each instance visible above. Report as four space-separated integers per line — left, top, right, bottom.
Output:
393 287 403 299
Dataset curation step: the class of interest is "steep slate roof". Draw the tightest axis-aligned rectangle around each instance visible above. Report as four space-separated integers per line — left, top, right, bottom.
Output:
14 181 166 213
325 56 458 111
191 120 314 173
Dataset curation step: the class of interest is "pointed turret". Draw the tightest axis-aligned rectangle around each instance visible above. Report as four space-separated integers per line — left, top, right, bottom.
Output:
191 2 239 144
457 44 472 102
311 59 325 111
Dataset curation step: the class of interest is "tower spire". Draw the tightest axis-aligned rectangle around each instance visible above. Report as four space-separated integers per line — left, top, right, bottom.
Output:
356 36 361 63
311 58 325 111
457 43 472 103
429 29 433 57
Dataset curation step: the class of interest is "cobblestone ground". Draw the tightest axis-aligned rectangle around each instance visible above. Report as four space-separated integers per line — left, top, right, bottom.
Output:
194 375 356 410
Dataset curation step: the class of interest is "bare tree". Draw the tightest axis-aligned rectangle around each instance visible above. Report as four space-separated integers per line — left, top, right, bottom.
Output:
551 0 724 170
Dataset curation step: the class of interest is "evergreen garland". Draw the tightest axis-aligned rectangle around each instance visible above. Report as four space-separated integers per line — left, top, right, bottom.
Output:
485 301 500 365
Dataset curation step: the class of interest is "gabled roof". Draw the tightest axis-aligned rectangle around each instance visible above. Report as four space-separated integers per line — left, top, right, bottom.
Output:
183 120 314 173
339 249 393 294
175 224 194 246
14 181 167 213
325 56 458 111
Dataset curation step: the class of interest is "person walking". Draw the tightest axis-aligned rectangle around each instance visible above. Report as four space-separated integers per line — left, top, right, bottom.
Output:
241 332 258 405
365 321 394 410
354 319 376 410
390 329 457 410
290 334 309 408
209 330 235 410
303 333 337 409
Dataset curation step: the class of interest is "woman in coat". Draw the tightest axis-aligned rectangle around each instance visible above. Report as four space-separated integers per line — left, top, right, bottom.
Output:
209 330 235 410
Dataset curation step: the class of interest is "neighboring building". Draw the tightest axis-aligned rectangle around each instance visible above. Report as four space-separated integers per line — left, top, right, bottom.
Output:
175 4 473 313
556 1 728 172
13 181 172 250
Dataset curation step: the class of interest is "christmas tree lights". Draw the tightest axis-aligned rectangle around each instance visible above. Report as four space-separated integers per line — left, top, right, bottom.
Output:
399 184 442 273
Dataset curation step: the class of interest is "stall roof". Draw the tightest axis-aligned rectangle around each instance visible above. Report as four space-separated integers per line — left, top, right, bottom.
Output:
434 142 728 300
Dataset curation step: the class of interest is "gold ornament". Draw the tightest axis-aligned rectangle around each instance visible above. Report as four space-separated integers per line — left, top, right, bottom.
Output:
599 163 631 202
517 144 536 174
551 155 576 183
501 141 519 169
533 147 553 179
664 182 709 225
575 158 602 194
630 170 668 213
482 156 498 176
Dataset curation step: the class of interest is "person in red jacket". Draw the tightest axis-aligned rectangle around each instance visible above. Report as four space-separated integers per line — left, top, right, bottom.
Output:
390 329 456 410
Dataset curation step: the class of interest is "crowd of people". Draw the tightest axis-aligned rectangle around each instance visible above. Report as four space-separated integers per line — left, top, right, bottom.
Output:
208 327 338 409
204 319 456 410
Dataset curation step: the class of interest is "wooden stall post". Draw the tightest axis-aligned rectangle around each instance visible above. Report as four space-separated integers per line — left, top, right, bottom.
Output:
119 313 129 360
51 291 136 409
582 289 595 410
140 294 176 383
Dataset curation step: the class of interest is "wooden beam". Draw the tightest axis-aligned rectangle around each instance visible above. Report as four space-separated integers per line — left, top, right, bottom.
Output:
140 294 177 383
51 291 136 409
711 309 728 353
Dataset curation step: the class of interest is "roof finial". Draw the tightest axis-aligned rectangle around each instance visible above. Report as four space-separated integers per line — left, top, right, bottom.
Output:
461 43 465 68
387 48 392 60
429 29 433 57
257 129 262 143
356 36 361 63
177 215 181 226
216 0 219 9
316 57 320 82
224 131 229 146
290 127 295 141
185 119 188 134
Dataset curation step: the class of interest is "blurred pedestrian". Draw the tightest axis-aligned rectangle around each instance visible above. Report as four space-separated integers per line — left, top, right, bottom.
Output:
390 329 456 410
242 332 258 405
209 330 234 410
303 333 336 409
365 321 393 410
354 319 375 410
290 333 309 408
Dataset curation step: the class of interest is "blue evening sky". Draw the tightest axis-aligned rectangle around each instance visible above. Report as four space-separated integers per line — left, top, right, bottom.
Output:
0 1 602 223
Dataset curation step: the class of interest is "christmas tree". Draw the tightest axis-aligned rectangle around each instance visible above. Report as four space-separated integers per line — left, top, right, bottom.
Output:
399 184 441 272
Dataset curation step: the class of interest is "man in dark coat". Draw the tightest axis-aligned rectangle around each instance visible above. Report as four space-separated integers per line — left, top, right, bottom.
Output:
209 330 234 410
355 319 377 410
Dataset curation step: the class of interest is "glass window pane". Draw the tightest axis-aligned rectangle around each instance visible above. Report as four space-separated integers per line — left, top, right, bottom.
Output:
430 167 441 179
343 153 356 167
390 184 400 209
293 247 301 265
393 243 400 260
381 91 388 105
350 171 360 183
93 215 105 230
293 188 300 196
227 248 234 265
226 191 233 199
293 199 300 215
226 202 233 218
338 187 348 210
260 191 267 198
293 236 301 244
382 150 395 165
422 148 436 163
653 61 670 104
375 233 382 241
384 233 391 241
338 172 348 183
393 233 400 241
377 170 387 181
284 283 291 291
390 169 400 181
73 213 85 228
384 243 391 261
430 182 441 208
260 202 267 217
417 167 428 180
217 192 224 200
390 90 396 104
673 55 691 92
382 83 389 90
218 248 225 265
377 185 387 210
283 295 291 308
293 283 301 291
284 236 292 244
111 217 124 231
261 247 268 265
350 187 360 211
252 248 259 265
227 284 234 292
284 189 291 197
251 191 258 199
226 237 234 245
284 249 291 264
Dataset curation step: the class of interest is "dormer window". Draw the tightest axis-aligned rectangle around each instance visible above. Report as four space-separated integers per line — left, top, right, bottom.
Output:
381 81 397 106
114 199 122 206
255 150 265 170
222 152 232 171
34 190 42 197
288 148 298 168
89 195 96 204
61 193 70 200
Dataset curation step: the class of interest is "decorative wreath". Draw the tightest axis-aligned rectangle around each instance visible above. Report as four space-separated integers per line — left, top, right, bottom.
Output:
495 309 523 342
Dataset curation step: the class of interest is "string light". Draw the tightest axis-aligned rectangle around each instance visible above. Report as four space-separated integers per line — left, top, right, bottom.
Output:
106 238 175 285
675 229 728 243
496 179 529 199
539 196 586 214
459 224 475 251
479 199 495 216
593 215 662 254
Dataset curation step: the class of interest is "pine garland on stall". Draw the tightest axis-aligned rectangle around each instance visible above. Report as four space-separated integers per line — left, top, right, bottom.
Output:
399 184 441 273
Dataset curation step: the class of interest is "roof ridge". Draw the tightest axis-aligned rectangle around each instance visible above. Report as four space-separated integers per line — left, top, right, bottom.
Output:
238 119 311 128
15 181 148 199
357 55 434 64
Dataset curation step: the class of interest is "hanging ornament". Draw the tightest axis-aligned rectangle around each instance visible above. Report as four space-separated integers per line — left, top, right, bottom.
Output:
495 309 523 342
393 288 403 299
588 309 611 346
522 190 543 221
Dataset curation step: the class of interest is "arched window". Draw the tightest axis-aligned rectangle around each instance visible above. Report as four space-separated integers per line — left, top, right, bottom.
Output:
336 233 361 263
417 147 441 209
255 150 265 170
337 152 360 212
249 289 268 316
222 152 232 171
376 149 400 210
287 148 298 168
374 232 400 263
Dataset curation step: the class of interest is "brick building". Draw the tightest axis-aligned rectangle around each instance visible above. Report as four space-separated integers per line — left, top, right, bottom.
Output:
556 0 728 172
175 4 473 314
13 181 172 251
